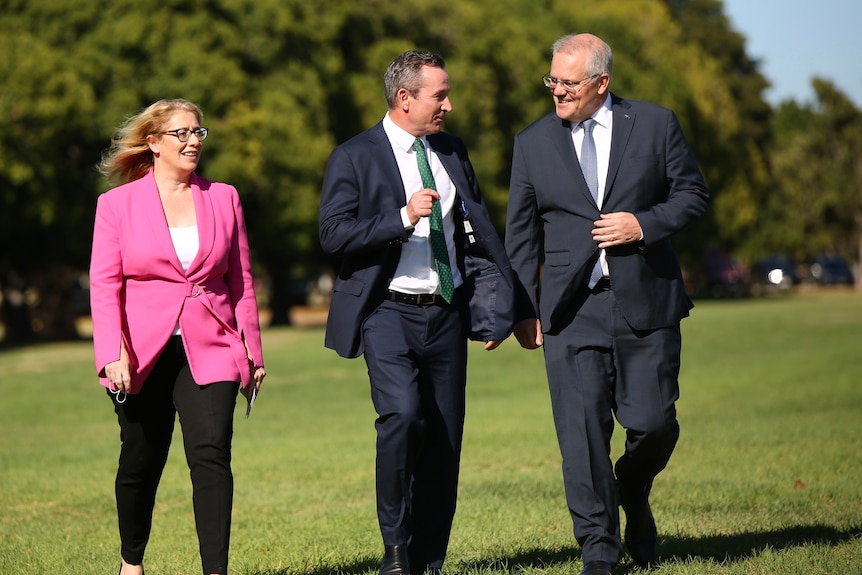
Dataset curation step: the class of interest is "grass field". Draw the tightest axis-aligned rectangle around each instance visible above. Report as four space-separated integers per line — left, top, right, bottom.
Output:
1 291 860 575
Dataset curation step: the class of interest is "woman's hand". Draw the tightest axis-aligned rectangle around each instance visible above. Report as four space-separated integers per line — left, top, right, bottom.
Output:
252 366 266 391
244 339 266 396
242 365 266 409
105 342 131 393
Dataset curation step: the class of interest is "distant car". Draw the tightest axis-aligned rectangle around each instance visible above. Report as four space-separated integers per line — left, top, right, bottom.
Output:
751 255 800 291
808 253 854 286
702 250 750 298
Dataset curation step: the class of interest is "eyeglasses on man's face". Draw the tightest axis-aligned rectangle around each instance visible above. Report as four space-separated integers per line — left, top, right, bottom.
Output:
542 74 600 93
157 127 208 142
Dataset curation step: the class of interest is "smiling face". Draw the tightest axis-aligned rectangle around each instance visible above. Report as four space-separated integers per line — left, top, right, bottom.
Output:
549 50 609 124
393 65 453 137
147 110 204 176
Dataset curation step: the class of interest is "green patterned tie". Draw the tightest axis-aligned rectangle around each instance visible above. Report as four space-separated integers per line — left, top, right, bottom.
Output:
412 138 454 303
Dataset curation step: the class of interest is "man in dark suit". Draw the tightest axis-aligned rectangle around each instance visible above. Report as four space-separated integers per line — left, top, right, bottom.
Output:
319 50 516 575
505 34 709 575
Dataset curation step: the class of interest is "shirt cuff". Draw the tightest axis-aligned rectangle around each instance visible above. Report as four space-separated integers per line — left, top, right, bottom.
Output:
400 207 414 230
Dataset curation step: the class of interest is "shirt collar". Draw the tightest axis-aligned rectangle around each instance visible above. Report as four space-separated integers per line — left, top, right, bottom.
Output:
594 94 613 128
383 112 427 153
577 94 613 131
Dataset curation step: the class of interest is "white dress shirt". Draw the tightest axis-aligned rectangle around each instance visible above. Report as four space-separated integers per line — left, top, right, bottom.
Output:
168 225 199 334
382 113 463 294
572 95 613 278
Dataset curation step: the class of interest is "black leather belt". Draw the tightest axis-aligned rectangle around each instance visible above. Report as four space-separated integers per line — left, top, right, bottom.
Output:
386 290 441 306
590 277 612 294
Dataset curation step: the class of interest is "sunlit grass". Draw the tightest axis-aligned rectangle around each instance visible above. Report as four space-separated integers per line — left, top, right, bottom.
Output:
1 290 860 574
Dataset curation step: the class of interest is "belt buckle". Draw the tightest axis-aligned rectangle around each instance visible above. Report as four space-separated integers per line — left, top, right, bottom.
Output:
387 290 438 305
591 278 611 294
418 293 437 305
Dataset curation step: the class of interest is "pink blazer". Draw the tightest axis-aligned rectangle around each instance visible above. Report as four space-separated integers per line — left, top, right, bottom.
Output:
90 170 264 393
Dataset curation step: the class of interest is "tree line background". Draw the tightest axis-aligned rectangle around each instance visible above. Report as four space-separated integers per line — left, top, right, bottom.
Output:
1 0 860 343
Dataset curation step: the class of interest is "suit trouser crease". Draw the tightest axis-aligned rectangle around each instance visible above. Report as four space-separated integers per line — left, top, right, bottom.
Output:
542 289 681 564
111 335 238 574
362 297 467 569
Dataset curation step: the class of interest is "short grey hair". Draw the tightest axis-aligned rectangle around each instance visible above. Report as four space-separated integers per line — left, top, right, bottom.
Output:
384 50 446 109
552 34 613 82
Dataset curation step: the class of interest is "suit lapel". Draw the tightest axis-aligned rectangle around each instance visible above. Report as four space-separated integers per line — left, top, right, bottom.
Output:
187 174 214 276
365 123 407 278
546 116 595 205
138 170 186 276
369 122 409 209
428 134 471 201
605 96 634 203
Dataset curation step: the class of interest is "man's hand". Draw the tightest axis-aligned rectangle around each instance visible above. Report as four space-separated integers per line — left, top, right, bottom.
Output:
514 318 543 349
406 188 441 226
592 212 643 249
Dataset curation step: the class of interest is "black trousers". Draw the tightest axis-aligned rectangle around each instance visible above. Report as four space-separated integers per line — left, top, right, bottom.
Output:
542 287 681 564
110 336 239 574
362 294 467 571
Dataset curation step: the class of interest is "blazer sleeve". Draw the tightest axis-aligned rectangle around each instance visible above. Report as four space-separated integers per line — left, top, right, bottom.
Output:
319 144 408 256
224 186 264 369
89 193 125 378
505 134 542 320
635 110 709 245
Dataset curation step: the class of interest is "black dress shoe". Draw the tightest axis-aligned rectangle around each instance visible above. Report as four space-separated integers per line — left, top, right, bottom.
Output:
407 546 440 575
580 560 614 575
380 544 410 575
619 485 658 567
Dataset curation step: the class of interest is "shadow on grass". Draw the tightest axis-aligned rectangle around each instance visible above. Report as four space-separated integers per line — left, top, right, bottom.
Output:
249 523 861 574
660 523 862 564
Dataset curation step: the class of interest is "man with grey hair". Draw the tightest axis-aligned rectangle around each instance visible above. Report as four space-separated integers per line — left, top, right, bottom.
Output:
505 33 709 575
320 50 517 575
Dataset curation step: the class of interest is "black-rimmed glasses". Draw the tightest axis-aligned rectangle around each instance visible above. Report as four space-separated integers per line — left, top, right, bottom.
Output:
157 127 208 142
542 74 600 92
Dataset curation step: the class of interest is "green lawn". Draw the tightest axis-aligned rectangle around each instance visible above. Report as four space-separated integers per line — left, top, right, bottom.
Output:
1 291 860 575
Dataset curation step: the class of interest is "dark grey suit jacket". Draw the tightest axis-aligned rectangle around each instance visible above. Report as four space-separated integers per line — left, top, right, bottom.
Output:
319 122 516 358
505 94 709 333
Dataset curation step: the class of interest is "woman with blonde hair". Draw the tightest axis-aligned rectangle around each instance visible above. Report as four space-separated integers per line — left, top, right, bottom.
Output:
91 98 266 575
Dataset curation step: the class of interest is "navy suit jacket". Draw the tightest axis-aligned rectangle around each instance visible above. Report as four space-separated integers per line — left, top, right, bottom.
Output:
505 94 709 334
320 122 516 358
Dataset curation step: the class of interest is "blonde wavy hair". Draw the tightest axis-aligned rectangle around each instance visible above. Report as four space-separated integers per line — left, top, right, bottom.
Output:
98 99 204 186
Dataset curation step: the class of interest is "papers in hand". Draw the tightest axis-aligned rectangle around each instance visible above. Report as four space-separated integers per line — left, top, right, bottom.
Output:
243 385 257 419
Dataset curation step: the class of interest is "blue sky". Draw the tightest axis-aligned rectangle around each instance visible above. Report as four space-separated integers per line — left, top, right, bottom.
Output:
721 0 862 107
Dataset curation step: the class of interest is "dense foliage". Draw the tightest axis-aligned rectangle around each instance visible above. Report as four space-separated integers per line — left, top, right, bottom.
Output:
1 0 859 341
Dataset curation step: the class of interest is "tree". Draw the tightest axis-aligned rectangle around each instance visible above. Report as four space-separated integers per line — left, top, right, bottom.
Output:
0 12 103 339
661 0 773 264
0 0 786 341
760 80 862 267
